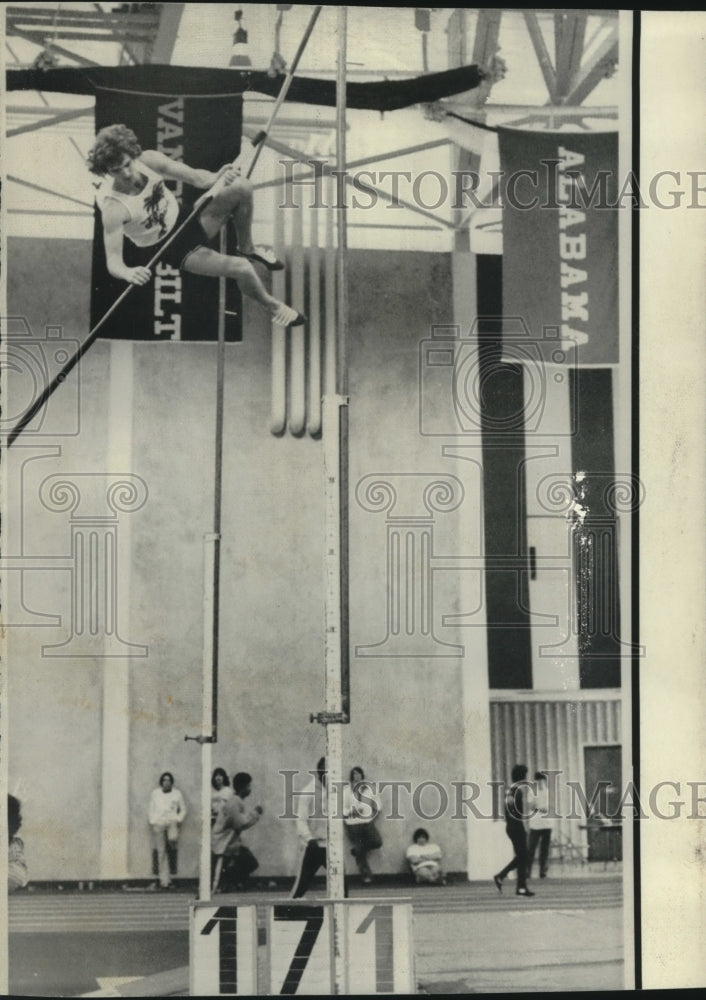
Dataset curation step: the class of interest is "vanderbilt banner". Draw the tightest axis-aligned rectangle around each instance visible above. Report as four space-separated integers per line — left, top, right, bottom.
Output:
90 89 243 341
497 128 619 366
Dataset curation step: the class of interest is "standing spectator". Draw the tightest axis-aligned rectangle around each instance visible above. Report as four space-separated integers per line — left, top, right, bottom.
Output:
211 772 263 892
405 828 446 885
343 766 382 884
148 771 187 890
493 763 534 897
290 757 328 899
8 795 29 893
528 771 553 879
211 767 234 826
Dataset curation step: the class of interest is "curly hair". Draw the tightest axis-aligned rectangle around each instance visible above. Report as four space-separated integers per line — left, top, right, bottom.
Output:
87 124 142 175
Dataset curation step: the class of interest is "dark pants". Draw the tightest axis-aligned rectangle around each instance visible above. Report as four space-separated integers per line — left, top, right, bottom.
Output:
291 841 327 898
346 822 382 878
498 825 529 890
528 828 551 877
290 841 348 899
212 845 259 893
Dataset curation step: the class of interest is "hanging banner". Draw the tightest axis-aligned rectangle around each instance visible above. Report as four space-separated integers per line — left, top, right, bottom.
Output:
90 88 243 341
7 62 487 111
497 129 619 366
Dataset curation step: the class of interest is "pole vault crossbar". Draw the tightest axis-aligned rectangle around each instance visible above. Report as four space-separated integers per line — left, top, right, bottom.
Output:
5 5 324 450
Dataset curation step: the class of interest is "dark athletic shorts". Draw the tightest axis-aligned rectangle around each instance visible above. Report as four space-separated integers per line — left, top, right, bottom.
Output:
150 205 221 270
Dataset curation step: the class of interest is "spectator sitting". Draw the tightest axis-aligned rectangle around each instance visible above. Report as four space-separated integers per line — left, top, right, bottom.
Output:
342 766 382 885
8 795 29 893
405 828 445 885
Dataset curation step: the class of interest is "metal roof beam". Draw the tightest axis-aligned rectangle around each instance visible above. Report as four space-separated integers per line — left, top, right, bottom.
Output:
5 7 160 28
251 138 452 192
564 25 619 106
7 174 95 210
150 3 184 64
522 11 558 105
7 27 101 67
243 127 455 231
554 12 588 99
471 8 502 67
7 105 95 137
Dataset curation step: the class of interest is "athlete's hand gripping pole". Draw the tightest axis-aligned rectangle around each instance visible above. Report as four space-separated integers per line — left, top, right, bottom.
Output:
6 206 211 448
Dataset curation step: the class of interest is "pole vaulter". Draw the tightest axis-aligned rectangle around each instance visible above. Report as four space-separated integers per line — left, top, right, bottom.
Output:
6 6 323 450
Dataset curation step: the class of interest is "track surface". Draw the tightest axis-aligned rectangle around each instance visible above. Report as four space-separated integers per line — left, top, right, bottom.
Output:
8 876 625 996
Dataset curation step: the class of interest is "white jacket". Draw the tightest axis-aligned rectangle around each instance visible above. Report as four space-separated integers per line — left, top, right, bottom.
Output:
148 787 186 827
295 776 328 846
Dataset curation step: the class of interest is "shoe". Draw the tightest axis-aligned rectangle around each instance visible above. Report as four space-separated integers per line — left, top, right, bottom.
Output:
493 875 503 893
271 302 306 327
240 246 284 271
516 888 535 897
362 876 372 885
540 872 547 879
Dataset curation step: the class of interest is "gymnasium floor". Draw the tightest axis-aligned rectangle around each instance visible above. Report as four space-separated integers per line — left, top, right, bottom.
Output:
8 873 624 996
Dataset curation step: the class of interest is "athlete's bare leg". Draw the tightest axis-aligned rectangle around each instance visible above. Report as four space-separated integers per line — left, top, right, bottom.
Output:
182 246 303 326
198 178 258 255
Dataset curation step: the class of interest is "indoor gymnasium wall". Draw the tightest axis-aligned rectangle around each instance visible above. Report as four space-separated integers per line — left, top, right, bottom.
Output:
6 238 103 880
6 238 471 881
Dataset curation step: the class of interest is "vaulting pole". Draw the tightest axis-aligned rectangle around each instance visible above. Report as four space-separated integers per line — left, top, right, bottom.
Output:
244 5 322 180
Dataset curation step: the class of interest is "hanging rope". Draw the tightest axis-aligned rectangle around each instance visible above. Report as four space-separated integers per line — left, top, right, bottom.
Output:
269 4 291 77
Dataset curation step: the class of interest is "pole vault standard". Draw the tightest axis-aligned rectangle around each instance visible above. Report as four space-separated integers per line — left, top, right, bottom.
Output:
309 6 350 995
181 6 324 902
5 6 323 450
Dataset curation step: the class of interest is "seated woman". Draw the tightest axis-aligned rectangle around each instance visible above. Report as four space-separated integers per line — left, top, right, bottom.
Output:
405 827 445 885
342 766 382 885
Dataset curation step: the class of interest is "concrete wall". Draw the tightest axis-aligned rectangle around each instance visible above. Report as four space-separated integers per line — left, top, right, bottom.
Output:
6 238 485 881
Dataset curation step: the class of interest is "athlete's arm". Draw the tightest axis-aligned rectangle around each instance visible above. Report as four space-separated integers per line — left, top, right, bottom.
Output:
140 149 234 190
102 199 151 286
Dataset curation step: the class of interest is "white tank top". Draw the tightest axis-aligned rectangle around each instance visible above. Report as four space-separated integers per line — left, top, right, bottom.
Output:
96 160 180 247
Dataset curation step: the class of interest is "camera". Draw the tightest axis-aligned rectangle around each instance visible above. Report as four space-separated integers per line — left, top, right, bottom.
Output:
418 317 579 437
1 317 81 438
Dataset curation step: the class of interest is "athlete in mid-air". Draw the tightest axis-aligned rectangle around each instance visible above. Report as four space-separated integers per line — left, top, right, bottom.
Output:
88 123 305 327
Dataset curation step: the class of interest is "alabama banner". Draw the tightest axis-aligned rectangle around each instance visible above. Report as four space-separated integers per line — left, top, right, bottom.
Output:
90 88 243 341
497 128 619 366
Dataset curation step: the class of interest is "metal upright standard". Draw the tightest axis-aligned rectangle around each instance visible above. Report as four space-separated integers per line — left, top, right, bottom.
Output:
324 6 351 995
186 6 324 903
